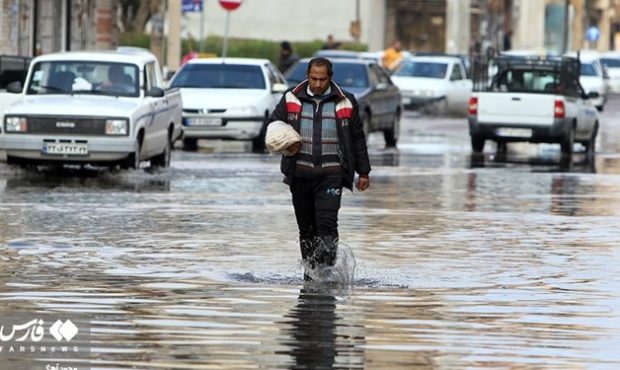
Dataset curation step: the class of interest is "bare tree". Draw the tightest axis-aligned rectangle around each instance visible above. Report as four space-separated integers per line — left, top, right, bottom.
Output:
119 0 162 32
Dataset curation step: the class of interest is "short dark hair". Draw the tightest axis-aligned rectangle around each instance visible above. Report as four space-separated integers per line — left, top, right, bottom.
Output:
281 41 291 50
307 57 333 77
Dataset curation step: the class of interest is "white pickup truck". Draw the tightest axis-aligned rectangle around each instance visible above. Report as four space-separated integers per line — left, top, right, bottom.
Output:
0 50 183 168
468 55 599 159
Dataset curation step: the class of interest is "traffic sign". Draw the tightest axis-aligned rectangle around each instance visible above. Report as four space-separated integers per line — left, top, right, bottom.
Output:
182 0 202 12
218 0 243 11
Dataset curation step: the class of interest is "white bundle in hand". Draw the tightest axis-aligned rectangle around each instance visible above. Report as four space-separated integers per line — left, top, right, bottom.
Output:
265 120 302 156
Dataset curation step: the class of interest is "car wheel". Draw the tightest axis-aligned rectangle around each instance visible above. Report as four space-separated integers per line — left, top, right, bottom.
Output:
151 135 171 168
122 138 142 170
252 122 267 153
561 125 574 159
383 112 400 147
183 138 198 150
362 113 371 139
437 98 449 116
496 141 507 154
471 135 485 153
584 122 598 158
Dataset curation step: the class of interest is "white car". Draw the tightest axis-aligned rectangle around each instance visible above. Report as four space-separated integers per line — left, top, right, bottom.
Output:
391 56 472 115
600 51 620 93
168 58 288 152
468 55 599 159
1 50 183 168
565 51 608 111
0 55 31 120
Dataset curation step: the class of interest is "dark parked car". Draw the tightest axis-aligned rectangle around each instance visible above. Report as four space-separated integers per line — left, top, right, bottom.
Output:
285 58 402 147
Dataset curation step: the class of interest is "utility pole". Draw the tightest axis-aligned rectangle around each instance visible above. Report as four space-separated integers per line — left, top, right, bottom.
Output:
562 0 570 53
167 0 182 73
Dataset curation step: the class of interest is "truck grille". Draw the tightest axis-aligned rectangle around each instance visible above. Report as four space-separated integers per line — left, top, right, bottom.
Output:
26 116 107 135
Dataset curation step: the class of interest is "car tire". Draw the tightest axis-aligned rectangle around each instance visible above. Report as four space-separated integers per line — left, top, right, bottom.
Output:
183 138 198 150
362 113 371 139
471 135 485 153
584 122 598 158
561 125 574 159
437 98 449 116
122 138 142 170
252 122 267 153
151 135 171 168
383 112 400 147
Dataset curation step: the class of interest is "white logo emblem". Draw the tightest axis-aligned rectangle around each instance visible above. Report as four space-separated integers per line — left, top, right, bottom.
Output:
49 320 78 342
56 121 76 128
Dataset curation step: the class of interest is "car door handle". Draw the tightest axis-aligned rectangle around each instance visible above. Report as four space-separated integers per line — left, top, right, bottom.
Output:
512 97 521 101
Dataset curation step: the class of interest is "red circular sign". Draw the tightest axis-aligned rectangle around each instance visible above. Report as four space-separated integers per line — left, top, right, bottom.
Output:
219 0 242 11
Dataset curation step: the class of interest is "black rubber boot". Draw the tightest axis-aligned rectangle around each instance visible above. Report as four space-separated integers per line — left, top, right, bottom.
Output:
316 235 338 267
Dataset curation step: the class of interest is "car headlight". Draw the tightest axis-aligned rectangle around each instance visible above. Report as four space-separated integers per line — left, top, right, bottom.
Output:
105 119 128 135
5 116 28 132
226 106 258 116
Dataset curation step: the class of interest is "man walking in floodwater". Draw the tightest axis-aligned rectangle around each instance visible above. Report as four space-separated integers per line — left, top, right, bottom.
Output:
267 57 371 281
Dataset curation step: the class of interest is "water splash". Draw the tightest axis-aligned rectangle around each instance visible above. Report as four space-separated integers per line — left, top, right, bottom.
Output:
301 243 356 286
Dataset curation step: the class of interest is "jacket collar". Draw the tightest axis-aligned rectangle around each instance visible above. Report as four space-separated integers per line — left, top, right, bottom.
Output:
292 80 347 101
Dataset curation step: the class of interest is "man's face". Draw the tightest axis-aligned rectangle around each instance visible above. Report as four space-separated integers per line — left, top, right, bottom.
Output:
307 64 331 95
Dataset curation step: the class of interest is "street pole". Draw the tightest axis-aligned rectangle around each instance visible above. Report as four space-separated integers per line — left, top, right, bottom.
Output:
199 3 205 53
562 0 570 53
222 11 230 59
167 0 181 73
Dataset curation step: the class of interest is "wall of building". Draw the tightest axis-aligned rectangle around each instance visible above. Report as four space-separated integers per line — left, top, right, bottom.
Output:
513 0 546 51
0 0 117 56
0 0 33 56
181 0 385 51
446 0 471 54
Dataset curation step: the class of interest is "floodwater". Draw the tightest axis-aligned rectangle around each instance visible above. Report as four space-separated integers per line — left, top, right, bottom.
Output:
1 101 620 369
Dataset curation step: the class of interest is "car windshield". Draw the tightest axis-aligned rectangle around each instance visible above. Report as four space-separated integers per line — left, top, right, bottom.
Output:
286 62 369 88
170 64 266 89
491 69 559 93
601 58 620 68
26 61 139 97
393 61 448 79
580 63 599 76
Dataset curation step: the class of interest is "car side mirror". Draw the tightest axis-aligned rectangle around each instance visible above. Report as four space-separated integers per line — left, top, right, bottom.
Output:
272 83 288 93
146 86 165 97
587 91 600 99
6 81 23 93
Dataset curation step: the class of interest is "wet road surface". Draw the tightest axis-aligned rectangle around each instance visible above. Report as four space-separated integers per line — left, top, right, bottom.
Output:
1 97 620 369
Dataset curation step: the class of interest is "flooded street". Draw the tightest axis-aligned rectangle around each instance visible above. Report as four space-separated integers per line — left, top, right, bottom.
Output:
2 98 620 369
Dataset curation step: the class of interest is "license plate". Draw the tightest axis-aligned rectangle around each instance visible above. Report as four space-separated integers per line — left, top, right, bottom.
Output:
188 117 222 126
496 128 532 138
42 143 88 155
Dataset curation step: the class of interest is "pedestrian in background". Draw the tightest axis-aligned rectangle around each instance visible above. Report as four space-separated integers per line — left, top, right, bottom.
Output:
267 57 371 281
278 41 300 73
382 40 404 72
322 34 341 50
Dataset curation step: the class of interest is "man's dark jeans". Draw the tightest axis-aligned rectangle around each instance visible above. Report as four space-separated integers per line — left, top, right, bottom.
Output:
290 176 342 268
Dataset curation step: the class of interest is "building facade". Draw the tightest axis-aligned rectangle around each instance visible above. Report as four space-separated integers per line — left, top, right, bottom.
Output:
0 0 119 56
3 0 620 60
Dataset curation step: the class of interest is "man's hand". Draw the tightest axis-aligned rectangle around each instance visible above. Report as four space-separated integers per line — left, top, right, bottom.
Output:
286 141 301 155
356 175 370 192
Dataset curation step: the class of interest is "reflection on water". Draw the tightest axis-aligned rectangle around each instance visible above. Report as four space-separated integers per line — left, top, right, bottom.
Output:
1 116 620 368
282 287 339 369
